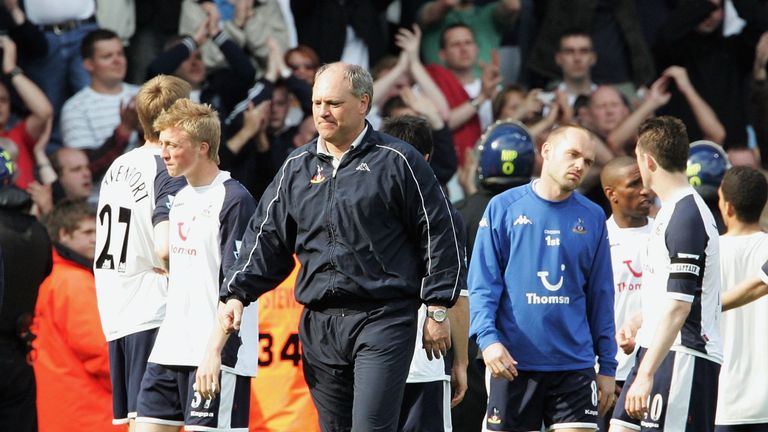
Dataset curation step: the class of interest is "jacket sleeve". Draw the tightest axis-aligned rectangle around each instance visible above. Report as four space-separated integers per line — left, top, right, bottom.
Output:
57 278 111 392
145 36 196 80
219 155 301 305
468 200 507 351
399 145 462 307
586 221 618 377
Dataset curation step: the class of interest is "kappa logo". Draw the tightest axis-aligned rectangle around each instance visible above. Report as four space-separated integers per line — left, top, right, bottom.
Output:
355 162 371 172
513 214 532 226
234 240 243 260
479 217 489 228
166 194 176 209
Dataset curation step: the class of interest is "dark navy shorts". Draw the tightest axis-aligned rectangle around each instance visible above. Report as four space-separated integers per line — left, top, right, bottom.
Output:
715 424 768 432
611 348 720 432
135 363 251 431
108 327 158 424
399 380 451 432
485 368 598 432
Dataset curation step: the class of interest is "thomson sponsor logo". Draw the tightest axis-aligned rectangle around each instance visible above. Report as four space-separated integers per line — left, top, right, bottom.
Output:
172 245 197 256
526 293 570 304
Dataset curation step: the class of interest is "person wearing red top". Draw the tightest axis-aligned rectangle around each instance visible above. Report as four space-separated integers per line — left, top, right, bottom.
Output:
32 199 123 432
0 34 52 189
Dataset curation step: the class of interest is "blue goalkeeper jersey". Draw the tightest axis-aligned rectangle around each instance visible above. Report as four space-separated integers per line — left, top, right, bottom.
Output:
469 181 617 376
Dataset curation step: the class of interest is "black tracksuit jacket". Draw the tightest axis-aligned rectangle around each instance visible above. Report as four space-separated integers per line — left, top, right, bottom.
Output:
220 124 463 309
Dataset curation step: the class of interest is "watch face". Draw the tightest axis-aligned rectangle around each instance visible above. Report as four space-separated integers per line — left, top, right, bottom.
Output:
431 309 447 322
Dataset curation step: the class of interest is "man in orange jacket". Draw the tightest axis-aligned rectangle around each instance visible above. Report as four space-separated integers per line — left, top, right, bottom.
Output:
32 199 123 431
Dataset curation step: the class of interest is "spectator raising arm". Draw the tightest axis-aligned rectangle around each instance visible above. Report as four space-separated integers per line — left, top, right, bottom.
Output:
664 66 725 144
1 36 52 139
396 25 450 120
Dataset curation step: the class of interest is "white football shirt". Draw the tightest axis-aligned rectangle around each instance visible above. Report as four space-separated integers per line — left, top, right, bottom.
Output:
94 146 186 341
606 216 652 381
716 232 768 425
149 171 259 376
636 186 722 364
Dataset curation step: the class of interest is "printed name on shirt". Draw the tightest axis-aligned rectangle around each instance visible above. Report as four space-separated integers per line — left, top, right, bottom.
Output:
102 164 149 203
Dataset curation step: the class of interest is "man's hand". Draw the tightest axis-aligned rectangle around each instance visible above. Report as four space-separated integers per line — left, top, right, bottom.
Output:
617 319 639 355
645 75 672 109
395 25 422 63
596 374 616 417
194 350 222 401
481 342 517 381
663 66 694 95
193 16 211 46
625 373 653 419
242 101 270 138
26 181 52 215
422 307 451 360
450 361 468 407
219 298 244 333
200 1 221 35
118 98 140 135
479 52 502 100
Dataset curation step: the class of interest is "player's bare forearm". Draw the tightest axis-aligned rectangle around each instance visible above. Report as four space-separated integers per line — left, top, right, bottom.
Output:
447 296 469 365
722 277 768 311
635 299 691 379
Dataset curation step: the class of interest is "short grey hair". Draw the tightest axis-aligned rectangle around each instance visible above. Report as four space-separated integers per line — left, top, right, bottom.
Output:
315 62 374 114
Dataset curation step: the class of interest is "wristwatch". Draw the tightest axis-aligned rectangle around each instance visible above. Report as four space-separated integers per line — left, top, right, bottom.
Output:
427 308 448 323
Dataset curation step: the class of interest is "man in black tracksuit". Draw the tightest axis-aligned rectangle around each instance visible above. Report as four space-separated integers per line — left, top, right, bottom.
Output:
217 62 463 432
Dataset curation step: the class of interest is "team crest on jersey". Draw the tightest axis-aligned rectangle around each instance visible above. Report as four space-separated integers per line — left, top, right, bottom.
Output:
572 218 587 234
487 408 502 425
310 164 326 184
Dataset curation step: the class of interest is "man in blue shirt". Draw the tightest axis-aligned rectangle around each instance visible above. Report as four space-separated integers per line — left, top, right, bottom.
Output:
469 124 617 432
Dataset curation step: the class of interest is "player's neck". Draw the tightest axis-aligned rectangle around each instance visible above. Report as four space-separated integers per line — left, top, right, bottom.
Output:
650 171 689 202
533 177 572 202
723 220 761 236
143 140 161 149
612 212 648 229
185 161 219 187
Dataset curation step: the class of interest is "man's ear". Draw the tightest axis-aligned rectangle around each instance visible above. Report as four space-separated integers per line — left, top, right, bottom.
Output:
604 186 616 203
199 141 210 158
82 58 95 74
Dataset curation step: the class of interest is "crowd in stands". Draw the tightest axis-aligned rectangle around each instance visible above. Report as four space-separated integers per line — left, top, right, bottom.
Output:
2 0 768 431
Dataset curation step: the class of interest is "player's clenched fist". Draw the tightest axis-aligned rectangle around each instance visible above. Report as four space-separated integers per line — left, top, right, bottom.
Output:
219 298 244 333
